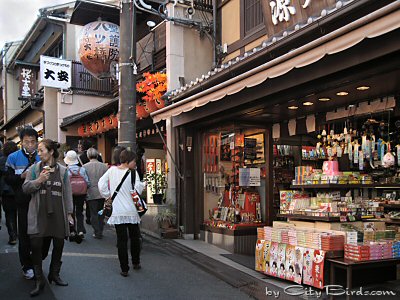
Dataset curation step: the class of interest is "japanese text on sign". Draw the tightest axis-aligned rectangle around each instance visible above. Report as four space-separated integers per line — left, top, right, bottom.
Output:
40 56 72 89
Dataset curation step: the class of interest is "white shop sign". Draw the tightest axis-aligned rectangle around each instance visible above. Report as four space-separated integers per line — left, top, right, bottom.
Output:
40 56 71 89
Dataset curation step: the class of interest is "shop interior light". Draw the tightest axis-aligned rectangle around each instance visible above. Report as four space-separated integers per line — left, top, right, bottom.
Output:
288 105 298 110
318 97 331 102
336 91 349 96
356 86 370 91
303 101 314 106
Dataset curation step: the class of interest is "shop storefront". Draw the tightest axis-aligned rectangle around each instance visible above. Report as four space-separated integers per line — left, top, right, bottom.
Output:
152 3 400 290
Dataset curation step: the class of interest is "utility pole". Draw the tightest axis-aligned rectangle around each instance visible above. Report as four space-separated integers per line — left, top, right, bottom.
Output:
118 0 137 151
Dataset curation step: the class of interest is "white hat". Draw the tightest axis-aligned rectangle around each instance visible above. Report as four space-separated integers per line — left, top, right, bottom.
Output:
64 150 79 165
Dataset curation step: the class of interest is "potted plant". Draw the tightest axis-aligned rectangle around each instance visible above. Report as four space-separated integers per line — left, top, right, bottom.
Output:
153 208 176 229
146 172 167 204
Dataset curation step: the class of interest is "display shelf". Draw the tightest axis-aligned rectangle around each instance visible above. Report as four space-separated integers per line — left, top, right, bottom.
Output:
380 204 400 209
277 213 340 222
290 183 400 189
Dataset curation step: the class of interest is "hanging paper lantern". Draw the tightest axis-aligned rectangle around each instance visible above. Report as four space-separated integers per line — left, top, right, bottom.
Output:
155 98 165 109
136 104 149 119
103 115 114 131
91 121 100 135
78 20 120 79
145 100 158 113
77 125 86 137
98 118 106 133
112 115 119 128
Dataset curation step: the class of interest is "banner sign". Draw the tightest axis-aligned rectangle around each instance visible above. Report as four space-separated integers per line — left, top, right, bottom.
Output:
40 55 71 89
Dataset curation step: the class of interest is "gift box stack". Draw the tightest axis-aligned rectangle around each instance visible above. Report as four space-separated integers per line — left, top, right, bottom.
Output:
288 229 297 246
345 244 370 261
311 232 322 250
381 242 393 259
321 234 345 251
346 231 359 245
369 243 383 260
297 230 307 248
257 227 265 240
363 230 375 243
392 241 400 258
264 226 273 241
280 230 289 244
271 228 281 243
294 166 313 185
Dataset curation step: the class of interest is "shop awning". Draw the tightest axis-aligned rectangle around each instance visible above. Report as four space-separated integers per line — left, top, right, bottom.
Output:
151 1 400 124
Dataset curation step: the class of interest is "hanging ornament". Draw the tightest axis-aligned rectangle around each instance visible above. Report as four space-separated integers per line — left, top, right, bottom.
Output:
78 20 120 79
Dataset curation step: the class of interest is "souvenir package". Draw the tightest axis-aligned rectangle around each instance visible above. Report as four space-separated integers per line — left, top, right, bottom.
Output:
269 242 279 276
312 250 325 289
285 245 296 281
294 247 304 284
255 240 265 271
263 241 271 274
277 243 287 279
302 248 314 286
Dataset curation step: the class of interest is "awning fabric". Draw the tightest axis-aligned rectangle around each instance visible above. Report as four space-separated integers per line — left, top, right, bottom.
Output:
151 2 400 124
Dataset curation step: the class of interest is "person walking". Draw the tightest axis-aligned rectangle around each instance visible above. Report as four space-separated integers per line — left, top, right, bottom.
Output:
83 148 108 239
23 139 73 297
77 140 103 226
5 127 40 280
64 150 90 240
0 141 19 245
98 150 145 276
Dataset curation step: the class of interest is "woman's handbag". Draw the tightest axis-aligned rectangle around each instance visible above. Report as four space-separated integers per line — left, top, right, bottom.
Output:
101 170 130 218
131 170 147 217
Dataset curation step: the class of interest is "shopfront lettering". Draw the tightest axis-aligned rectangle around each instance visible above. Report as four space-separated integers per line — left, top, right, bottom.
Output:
40 56 72 89
270 0 296 25
20 68 33 97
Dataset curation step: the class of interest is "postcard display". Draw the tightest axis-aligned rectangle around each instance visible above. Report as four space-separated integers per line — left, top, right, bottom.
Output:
203 130 265 229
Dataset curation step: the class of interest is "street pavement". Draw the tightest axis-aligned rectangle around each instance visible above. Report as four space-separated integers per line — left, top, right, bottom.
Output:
0 214 253 300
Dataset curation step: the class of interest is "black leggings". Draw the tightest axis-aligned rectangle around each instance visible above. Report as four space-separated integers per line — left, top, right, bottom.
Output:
31 237 64 267
115 223 141 272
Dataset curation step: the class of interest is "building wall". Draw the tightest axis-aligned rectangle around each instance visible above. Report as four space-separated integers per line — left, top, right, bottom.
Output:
44 87 59 140
5 72 21 121
4 110 42 141
57 93 112 143
221 0 241 46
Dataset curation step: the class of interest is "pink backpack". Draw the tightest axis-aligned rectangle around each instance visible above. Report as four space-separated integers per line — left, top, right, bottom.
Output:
68 167 88 196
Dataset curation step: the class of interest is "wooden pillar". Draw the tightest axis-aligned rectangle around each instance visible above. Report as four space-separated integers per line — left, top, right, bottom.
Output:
264 125 274 225
178 126 196 236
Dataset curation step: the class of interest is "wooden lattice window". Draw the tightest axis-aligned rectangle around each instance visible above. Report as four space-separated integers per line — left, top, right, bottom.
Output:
244 0 264 36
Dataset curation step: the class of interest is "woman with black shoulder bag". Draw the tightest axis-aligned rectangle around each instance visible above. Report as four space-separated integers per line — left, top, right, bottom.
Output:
98 149 145 277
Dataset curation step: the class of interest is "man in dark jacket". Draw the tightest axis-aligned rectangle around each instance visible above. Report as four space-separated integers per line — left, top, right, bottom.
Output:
0 141 19 245
5 127 40 280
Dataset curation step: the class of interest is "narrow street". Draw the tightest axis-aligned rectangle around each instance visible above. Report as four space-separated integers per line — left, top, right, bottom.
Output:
0 217 253 300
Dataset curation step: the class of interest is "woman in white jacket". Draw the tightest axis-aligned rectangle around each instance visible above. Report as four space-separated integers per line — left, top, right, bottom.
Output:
98 150 145 276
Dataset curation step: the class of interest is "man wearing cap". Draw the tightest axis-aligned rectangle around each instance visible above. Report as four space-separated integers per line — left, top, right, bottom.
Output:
64 150 90 239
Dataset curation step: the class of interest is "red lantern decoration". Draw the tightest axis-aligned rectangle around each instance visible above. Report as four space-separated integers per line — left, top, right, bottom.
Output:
145 100 158 113
77 125 86 137
98 118 106 133
91 121 100 135
78 21 120 79
136 104 149 119
112 115 119 129
103 115 113 131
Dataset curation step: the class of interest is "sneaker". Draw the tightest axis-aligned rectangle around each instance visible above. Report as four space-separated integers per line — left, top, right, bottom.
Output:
133 264 141 270
78 232 85 239
92 234 103 239
8 239 17 245
23 268 34 280
120 271 129 277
